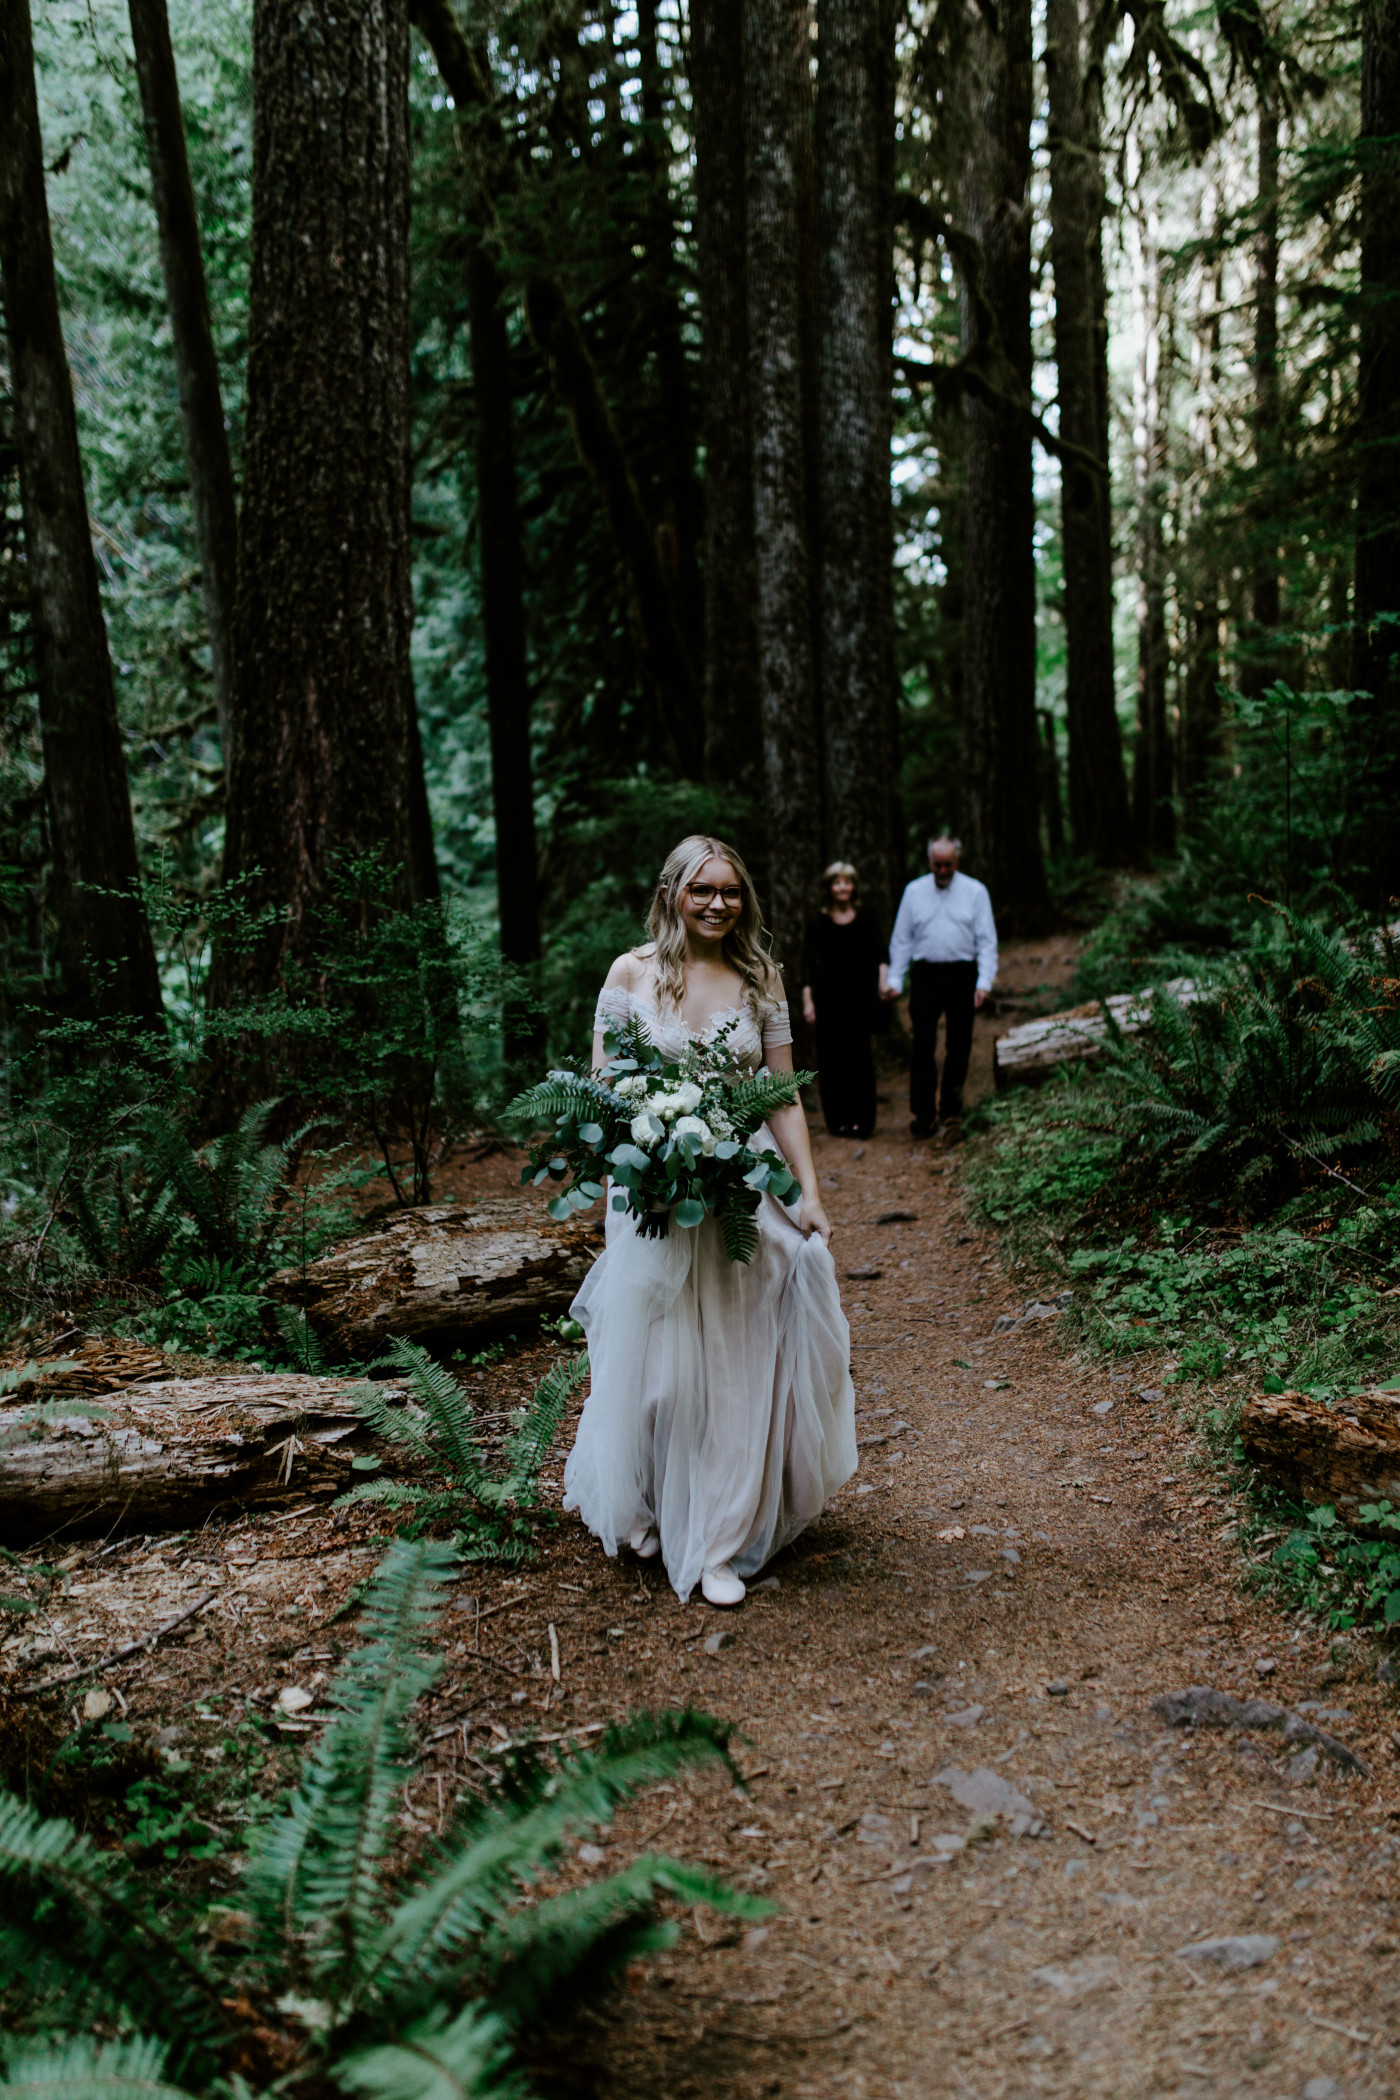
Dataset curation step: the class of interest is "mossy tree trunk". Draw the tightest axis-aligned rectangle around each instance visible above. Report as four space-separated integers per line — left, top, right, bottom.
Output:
211 0 436 1033
0 0 164 1028
744 0 823 998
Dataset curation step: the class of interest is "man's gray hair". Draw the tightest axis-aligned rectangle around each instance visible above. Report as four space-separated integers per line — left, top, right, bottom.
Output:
927 832 962 853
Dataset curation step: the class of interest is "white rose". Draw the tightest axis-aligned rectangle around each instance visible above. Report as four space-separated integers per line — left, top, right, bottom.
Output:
675 1080 703 1113
673 1115 714 1153
630 1111 665 1149
614 1074 645 1100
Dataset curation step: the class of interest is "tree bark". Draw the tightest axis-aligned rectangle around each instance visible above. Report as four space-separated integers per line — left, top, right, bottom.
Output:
126 0 238 770
1131 227 1174 854
1241 85 1281 696
816 0 897 938
1045 0 1132 864
955 0 1049 931
0 1373 384 1542
0 0 164 1027
1038 707 1066 859
1353 0 1400 903
266 1197 598 1355
212 0 435 1017
1240 1383 1400 1526
745 0 824 994
467 241 541 1053
637 0 705 675
691 0 763 798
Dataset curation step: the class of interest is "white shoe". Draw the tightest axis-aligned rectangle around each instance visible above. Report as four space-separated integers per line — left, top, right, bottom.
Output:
701 1562 745 1607
628 1523 661 1559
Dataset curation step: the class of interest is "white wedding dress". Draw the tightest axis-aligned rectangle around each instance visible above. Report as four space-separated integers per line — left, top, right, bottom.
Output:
563 985 857 1602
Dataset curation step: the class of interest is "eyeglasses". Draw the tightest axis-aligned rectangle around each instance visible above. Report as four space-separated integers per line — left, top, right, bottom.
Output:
687 883 743 907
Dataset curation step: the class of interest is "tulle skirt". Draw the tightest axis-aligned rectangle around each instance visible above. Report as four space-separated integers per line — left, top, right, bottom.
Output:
563 1145 857 1603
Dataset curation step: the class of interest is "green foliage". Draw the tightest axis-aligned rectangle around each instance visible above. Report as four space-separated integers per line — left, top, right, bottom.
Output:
0 1538 765 2099
1091 914 1400 1210
1251 1497 1400 1633
338 1341 587 1562
964 920 1400 1392
506 1020 808 1261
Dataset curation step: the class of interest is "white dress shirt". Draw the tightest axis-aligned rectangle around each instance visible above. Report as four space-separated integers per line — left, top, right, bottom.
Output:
886 871 998 995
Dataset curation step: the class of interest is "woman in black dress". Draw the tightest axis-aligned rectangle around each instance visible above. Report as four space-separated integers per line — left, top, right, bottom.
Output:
801 863 889 1139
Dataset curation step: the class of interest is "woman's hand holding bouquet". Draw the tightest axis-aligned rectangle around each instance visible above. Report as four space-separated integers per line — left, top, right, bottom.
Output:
505 1018 815 1264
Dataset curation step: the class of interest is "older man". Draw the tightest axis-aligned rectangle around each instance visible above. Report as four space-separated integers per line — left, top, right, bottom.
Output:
884 834 998 1136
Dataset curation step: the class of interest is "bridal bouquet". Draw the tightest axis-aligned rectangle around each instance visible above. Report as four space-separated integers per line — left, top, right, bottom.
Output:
505 1016 814 1263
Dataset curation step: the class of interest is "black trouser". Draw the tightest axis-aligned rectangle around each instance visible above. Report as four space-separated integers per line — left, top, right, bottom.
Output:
908 959 977 1125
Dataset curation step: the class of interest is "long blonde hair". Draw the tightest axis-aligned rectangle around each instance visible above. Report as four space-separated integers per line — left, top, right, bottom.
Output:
645 835 781 1017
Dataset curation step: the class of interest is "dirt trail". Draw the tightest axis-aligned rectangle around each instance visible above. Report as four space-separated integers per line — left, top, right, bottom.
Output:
550 941 1400 2099
4 942 1399 2098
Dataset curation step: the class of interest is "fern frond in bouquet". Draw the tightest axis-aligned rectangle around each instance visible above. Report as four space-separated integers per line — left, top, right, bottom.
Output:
503 1018 814 1262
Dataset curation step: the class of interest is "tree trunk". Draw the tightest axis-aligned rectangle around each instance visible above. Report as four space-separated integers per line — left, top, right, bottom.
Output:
0 0 164 1027
212 0 435 1017
126 0 238 770
955 0 1049 931
1044 0 1132 864
691 0 763 798
744 0 823 996
815 0 897 938
468 241 541 1057
1038 708 1066 859
1240 1383 1400 1526
637 0 705 675
1241 86 1281 696
1353 0 1400 903
266 1196 598 1356
0 1373 384 1542
1132 228 1174 854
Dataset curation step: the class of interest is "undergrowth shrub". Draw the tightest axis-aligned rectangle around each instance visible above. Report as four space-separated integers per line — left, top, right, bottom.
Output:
1241 1493 1400 1633
339 1341 587 1561
0 860 521 1353
0 1539 764 2099
964 911 1400 1392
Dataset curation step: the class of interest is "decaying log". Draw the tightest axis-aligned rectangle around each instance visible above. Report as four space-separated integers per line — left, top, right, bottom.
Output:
1238 1384 1400 1520
0 1371 396 1542
993 977 1202 1087
265 1198 599 1356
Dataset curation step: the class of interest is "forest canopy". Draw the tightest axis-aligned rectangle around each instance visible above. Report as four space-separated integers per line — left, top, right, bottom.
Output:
0 0 1396 1092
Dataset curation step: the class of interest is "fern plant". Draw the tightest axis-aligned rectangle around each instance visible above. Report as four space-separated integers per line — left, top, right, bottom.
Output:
1099 909 1400 1209
338 1340 587 1562
143 1099 297 1275
0 1539 765 2100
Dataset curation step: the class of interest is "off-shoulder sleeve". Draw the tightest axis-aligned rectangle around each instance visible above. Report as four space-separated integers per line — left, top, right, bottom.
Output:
761 998 793 1052
593 984 632 1035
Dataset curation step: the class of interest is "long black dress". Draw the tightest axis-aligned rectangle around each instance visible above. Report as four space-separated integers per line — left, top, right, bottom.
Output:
803 910 888 1138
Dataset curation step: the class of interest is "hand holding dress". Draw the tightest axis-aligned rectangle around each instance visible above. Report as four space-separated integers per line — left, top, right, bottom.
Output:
562 983 858 1602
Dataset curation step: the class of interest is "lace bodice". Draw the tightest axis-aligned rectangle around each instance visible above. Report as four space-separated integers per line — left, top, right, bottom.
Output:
594 984 792 1074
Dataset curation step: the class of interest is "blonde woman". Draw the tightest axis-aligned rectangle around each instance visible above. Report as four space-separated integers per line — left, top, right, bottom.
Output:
563 836 857 1608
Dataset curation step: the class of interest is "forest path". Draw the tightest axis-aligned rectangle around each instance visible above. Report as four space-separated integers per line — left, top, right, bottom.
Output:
5 950 1397 2098
565 1106 1400 2098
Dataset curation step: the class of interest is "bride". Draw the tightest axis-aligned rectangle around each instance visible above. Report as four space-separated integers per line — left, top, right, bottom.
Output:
563 834 857 1607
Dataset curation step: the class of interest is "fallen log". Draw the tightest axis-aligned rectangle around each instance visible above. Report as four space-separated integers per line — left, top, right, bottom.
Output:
993 977 1202 1087
265 1198 599 1357
0 1371 395 1542
1238 1384 1400 1520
